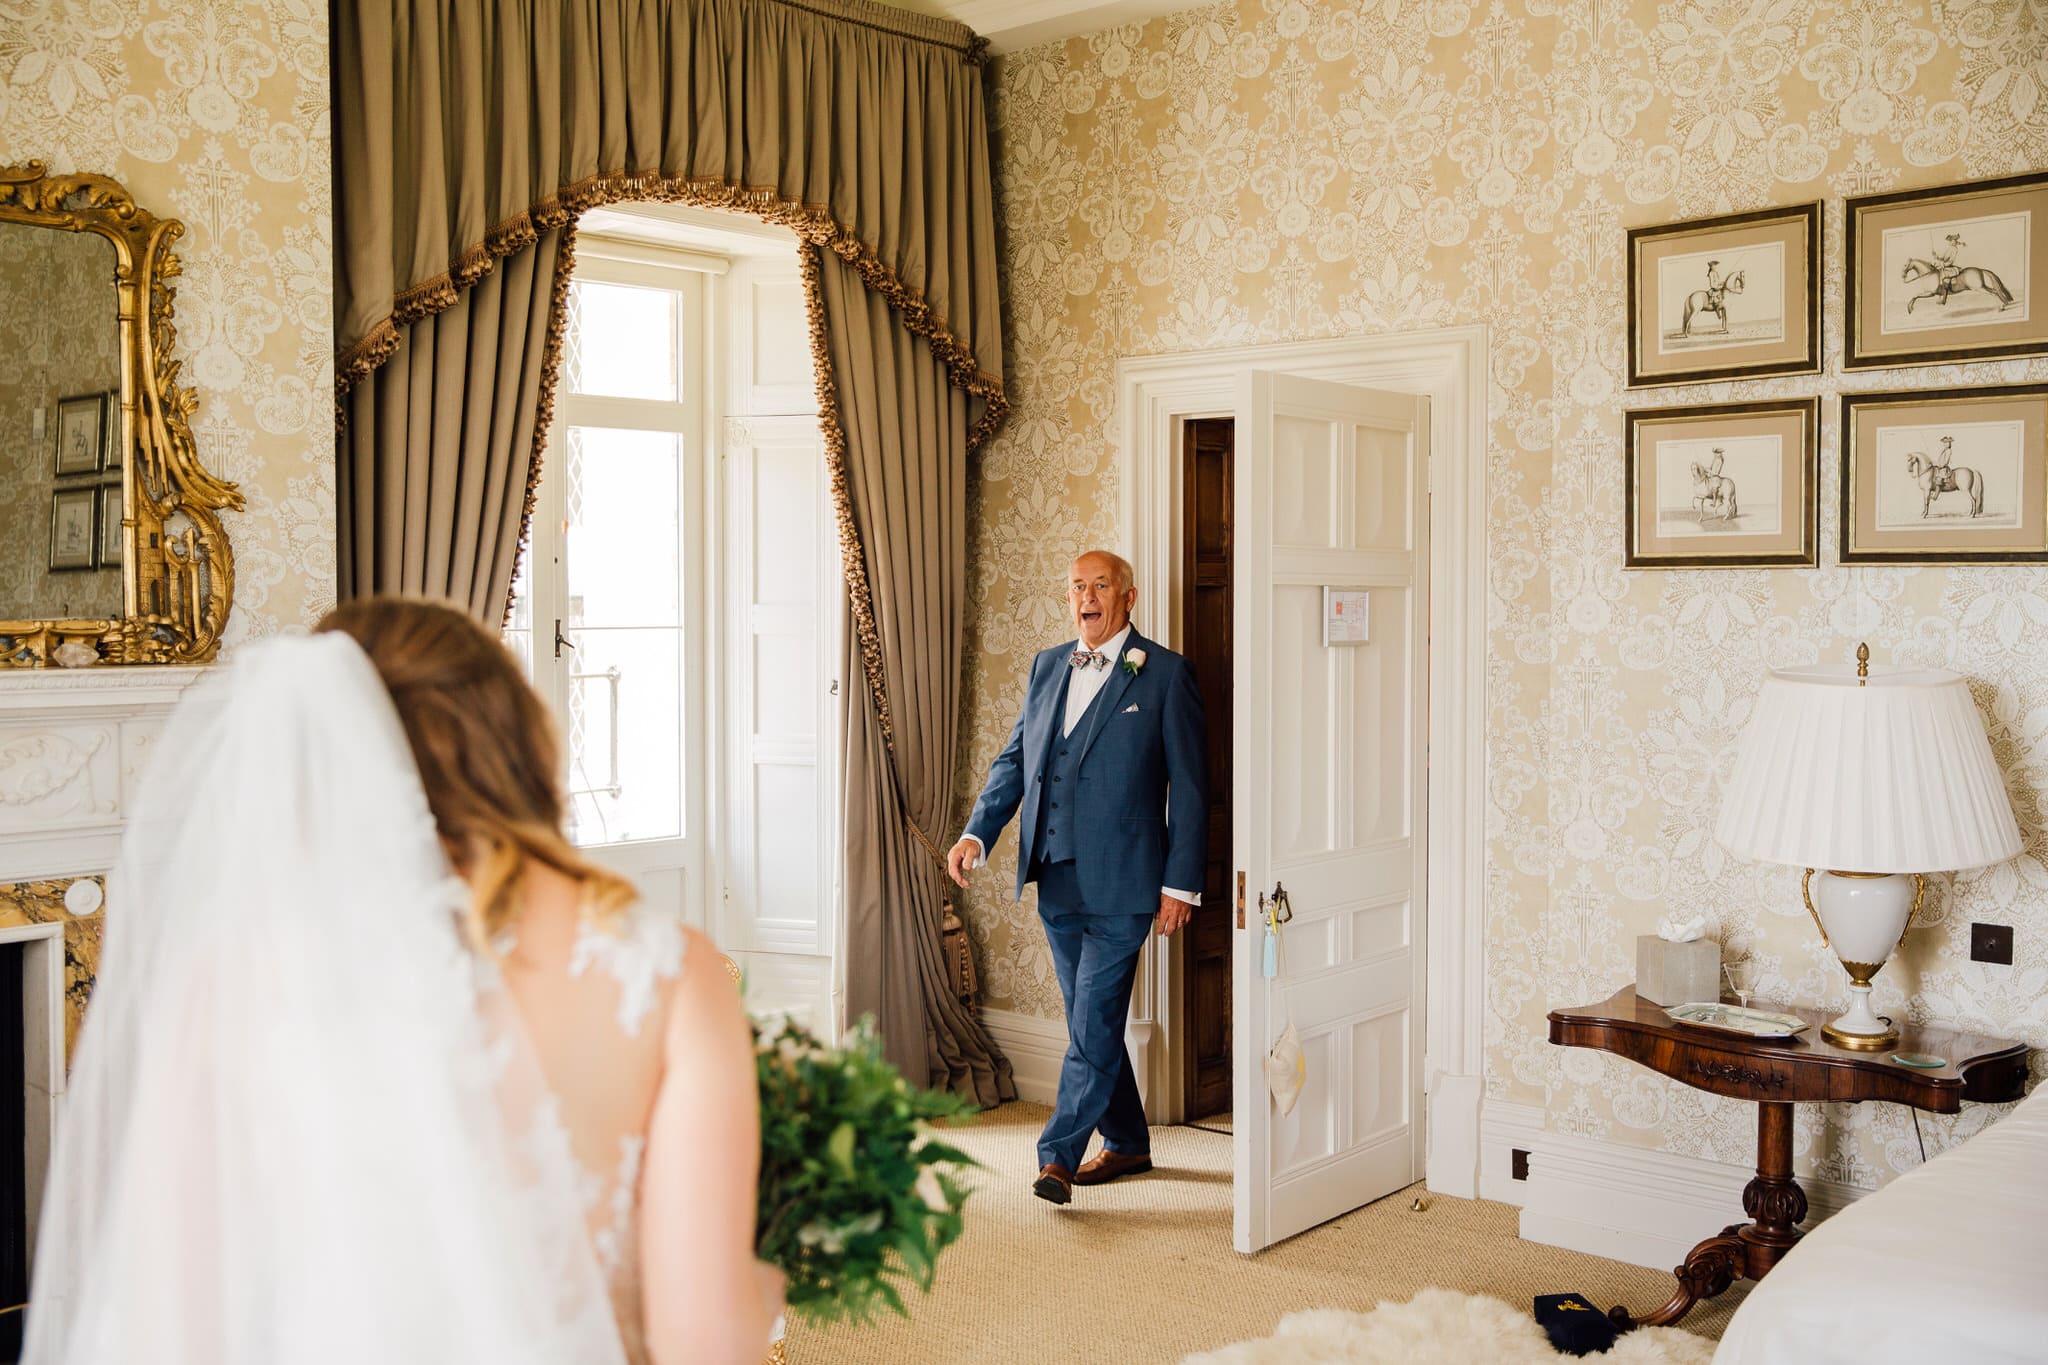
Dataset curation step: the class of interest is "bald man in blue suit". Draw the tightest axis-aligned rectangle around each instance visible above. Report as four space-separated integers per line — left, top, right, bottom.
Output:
949 550 1208 1205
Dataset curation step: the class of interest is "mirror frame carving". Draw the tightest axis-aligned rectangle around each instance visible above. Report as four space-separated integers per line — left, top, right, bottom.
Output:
0 161 241 668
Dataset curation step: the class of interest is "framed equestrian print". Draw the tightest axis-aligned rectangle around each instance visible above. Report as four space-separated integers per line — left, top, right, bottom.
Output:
1846 172 2048 371
1626 203 1821 388
1840 385 2048 564
1625 398 1819 569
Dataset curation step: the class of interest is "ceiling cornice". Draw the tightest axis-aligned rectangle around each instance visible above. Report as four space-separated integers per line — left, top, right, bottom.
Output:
939 0 1198 53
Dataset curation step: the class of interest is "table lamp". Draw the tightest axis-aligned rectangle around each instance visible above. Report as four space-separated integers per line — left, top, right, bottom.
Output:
1715 646 2021 1050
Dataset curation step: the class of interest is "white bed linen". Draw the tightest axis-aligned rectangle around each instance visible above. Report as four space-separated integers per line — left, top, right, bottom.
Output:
1714 1081 2048 1365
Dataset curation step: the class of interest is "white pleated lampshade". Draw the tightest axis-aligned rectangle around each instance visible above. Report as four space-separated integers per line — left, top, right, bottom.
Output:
1716 663 2022 873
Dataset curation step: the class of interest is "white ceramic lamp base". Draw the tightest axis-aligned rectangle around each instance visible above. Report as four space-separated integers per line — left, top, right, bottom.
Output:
1803 869 1922 1051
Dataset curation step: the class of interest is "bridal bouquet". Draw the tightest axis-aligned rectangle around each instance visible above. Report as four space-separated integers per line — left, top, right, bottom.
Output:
754 1016 978 1325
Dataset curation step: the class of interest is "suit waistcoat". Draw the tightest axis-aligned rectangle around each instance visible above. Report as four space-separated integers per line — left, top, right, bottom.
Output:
1033 663 1116 867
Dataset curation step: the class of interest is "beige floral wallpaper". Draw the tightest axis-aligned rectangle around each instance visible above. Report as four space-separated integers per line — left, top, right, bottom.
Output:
0 227 123 619
963 0 2048 1188
0 0 335 644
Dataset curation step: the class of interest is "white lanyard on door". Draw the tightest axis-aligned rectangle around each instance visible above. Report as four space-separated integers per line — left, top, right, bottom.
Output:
1260 882 1291 978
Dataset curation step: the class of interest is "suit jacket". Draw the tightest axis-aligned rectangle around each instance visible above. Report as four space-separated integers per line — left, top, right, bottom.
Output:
964 628 1207 916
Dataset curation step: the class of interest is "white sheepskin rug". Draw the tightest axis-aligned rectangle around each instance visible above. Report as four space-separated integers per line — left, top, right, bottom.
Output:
1181 1289 1716 1365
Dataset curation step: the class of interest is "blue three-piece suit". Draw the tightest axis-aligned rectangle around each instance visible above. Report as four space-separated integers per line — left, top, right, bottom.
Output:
963 627 1207 1172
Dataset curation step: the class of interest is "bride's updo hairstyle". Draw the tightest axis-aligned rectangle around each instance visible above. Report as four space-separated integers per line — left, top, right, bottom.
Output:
315 596 636 942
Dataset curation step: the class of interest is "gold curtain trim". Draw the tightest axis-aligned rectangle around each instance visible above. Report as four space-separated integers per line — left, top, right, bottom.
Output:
335 172 1009 458
500 218 584 629
796 241 892 749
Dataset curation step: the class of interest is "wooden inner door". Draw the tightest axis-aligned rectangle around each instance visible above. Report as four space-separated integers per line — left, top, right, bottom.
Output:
1181 417 1234 1121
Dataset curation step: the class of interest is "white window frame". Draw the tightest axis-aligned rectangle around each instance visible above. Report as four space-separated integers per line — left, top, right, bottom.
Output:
518 247 722 929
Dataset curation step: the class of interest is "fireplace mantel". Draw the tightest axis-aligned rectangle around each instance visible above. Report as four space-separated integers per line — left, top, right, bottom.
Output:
0 666 209 882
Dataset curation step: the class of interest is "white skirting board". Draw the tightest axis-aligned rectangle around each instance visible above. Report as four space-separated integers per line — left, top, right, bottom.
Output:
979 1006 1068 1106
1482 1101 1867 1271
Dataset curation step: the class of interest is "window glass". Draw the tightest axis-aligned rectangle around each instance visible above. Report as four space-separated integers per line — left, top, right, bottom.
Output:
563 280 679 402
561 425 684 845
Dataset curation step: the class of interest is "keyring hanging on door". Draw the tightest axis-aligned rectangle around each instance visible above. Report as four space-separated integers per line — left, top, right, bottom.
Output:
1258 881 1306 1115
1259 882 1291 978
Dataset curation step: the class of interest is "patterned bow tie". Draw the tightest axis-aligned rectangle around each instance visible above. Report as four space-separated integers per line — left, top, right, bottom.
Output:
1069 649 1108 670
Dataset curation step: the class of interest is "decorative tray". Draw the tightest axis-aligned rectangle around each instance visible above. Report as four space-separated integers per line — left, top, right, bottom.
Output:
1664 1002 1809 1039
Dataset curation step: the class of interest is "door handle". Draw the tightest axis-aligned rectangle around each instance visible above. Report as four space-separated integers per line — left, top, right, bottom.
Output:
553 618 577 660
1257 881 1292 924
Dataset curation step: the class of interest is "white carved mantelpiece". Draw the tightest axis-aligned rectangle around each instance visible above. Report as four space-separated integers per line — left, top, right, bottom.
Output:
0 666 208 882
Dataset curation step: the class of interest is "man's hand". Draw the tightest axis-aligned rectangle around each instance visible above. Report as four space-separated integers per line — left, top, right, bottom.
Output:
946 837 982 888
1154 893 1193 937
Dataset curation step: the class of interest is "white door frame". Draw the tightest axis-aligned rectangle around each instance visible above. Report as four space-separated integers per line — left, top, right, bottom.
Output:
1115 325 1488 1197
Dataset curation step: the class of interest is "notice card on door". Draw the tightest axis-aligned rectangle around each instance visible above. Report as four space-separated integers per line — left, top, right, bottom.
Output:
1323 588 1369 646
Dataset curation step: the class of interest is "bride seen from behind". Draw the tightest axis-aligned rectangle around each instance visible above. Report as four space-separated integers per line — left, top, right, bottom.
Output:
24 598 779 1365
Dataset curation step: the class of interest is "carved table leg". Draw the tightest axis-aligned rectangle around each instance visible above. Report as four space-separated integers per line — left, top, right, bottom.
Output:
1735 1100 1806 1275
1610 1101 1806 1330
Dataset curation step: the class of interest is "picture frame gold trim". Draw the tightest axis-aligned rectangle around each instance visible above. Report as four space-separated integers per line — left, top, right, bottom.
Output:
1627 202 1822 389
1840 385 2048 565
51 391 106 477
1845 172 2048 371
95 484 123 570
47 487 96 573
0 161 243 668
1625 398 1819 569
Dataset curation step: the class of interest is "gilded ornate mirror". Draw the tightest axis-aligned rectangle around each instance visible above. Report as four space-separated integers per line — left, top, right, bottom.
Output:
0 162 240 667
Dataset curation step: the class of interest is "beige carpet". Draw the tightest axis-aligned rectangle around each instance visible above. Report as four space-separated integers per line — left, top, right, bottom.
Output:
785 1103 1746 1364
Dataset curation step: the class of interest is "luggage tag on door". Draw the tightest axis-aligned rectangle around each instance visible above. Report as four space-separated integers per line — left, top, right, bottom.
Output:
1259 882 1292 979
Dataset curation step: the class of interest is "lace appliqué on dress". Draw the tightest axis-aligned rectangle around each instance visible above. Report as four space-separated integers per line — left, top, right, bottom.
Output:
569 900 685 1036
592 1135 646 1275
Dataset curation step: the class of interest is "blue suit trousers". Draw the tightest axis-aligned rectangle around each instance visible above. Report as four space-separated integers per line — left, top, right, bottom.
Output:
1034 859 1153 1171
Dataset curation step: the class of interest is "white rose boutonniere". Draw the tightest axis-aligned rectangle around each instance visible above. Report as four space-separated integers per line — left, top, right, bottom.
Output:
1123 647 1147 676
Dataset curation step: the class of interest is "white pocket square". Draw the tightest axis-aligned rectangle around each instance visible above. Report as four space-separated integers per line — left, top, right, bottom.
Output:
1122 703 1140 713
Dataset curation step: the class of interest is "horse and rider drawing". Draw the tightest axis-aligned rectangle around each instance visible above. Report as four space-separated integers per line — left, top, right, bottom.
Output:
1900 233 2017 316
1680 446 1742 527
1679 258 1745 337
1904 435 1986 519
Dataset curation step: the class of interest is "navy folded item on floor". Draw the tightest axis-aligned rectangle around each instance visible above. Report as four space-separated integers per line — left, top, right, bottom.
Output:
1533 1292 1619 1356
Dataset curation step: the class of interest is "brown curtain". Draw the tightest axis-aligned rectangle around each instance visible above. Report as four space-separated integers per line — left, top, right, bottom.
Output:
809 246 1012 1105
337 229 565 618
331 0 1012 1098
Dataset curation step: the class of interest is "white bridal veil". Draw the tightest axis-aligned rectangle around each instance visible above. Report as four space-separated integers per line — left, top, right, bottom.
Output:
25 635 626 1365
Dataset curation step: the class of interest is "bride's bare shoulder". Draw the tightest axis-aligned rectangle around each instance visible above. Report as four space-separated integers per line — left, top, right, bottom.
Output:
662 926 751 1052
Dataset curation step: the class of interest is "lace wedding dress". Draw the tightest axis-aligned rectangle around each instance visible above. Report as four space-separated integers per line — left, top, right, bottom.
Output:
23 636 685 1365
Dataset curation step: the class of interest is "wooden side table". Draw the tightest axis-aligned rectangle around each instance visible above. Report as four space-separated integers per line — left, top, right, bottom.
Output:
1548 986 2026 1327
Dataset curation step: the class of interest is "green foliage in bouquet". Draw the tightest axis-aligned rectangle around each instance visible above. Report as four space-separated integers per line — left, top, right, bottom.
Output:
755 1015 979 1326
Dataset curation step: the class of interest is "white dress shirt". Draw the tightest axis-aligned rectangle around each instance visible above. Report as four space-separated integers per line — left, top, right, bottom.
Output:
962 624 1199 907
1063 623 1132 737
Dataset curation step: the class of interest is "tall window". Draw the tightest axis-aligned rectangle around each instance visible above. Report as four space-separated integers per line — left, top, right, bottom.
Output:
505 215 838 1032
506 258 706 850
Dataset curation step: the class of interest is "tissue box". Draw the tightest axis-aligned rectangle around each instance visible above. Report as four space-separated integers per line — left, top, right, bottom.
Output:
1636 935 1720 1006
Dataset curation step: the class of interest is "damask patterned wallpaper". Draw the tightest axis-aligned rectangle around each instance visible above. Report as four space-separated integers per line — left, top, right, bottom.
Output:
963 0 2048 1187
0 0 335 644
0 228 123 619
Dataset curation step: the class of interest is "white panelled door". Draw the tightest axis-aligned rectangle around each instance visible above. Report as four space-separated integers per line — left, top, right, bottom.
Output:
1232 371 1429 1253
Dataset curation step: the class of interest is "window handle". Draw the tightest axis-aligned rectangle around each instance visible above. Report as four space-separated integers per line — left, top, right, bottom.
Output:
553 619 576 660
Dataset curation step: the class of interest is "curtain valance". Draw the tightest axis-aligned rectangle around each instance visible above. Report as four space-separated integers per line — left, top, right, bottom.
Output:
334 0 1006 444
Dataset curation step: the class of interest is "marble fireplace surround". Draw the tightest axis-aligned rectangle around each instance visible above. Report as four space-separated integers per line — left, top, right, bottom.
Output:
0 666 206 883
0 665 205 1286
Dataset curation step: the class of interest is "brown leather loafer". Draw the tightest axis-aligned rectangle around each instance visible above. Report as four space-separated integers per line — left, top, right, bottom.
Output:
1032 1163 1074 1205
1073 1149 1154 1186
